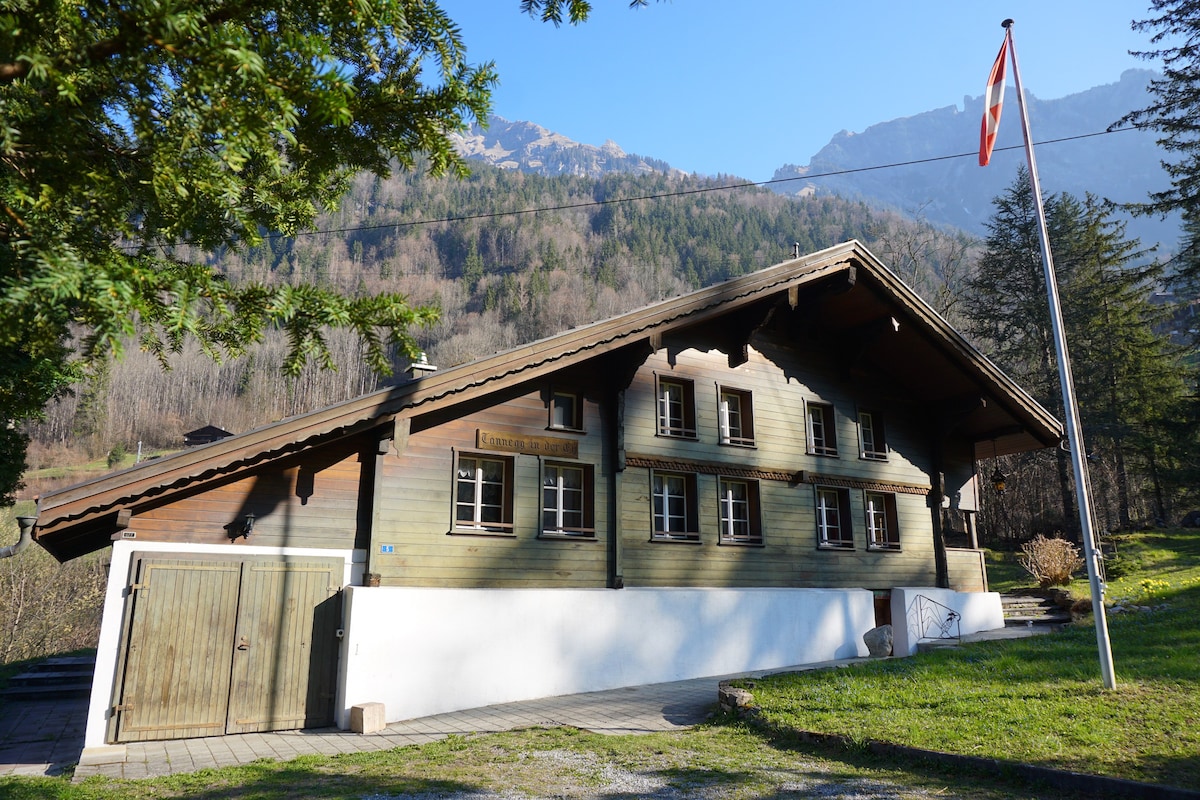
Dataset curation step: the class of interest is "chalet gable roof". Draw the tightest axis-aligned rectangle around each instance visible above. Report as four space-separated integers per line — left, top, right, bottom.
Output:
32 241 1062 560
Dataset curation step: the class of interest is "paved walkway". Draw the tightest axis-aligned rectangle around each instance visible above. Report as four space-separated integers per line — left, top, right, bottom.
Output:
0 628 1051 783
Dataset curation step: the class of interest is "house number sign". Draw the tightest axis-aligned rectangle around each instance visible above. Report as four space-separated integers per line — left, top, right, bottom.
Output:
476 429 578 459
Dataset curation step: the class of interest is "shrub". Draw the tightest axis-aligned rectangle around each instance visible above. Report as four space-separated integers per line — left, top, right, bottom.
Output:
1018 534 1084 588
1 506 105 664
106 443 127 469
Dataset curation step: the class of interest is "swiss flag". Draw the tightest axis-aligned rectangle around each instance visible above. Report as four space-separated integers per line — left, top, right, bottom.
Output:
979 39 1008 166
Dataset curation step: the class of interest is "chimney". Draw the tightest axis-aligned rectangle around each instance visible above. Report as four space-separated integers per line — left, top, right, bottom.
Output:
406 352 438 381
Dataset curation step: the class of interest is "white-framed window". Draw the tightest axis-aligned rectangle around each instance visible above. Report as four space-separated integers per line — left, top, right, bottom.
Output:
651 471 699 541
859 410 887 460
718 386 755 446
806 401 838 456
718 478 762 544
453 452 514 533
865 491 900 550
549 389 583 431
542 461 595 537
816 486 853 548
656 376 697 438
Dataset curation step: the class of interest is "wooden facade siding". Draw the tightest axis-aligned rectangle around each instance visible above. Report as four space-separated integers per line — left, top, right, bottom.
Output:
624 347 937 489
373 387 611 588
946 548 989 592
616 466 936 588
125 446 368 550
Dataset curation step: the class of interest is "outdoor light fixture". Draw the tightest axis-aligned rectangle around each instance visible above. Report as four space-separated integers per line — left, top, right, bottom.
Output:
989 440 1007 495
241 512 255 538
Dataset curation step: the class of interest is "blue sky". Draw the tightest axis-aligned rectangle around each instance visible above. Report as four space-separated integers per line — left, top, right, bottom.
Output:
441 1 1158 181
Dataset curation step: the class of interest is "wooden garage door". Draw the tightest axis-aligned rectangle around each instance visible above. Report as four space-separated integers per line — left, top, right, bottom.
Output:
110 555 343 743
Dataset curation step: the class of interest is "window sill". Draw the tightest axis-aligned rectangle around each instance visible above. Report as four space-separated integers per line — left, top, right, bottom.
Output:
546 425 586 435
656 432 699 441
868 544 902 552
719 440 757 449
808 450 840 458
448 527 516 538
719 539 765 547
539 531 598 541
651 534 702 544
860 453 888 462
817 543 855 551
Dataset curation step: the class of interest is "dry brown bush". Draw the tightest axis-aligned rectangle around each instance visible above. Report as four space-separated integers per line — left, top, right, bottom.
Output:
1018 534 1085 588
1 506 106 664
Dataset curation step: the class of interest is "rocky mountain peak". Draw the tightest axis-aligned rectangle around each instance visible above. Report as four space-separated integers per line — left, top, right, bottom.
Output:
453 115 683 179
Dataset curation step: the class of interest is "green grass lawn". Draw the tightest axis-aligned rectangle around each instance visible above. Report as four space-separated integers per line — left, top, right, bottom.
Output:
739 529 1200 791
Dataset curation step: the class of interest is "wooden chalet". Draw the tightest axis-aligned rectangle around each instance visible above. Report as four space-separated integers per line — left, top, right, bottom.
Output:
30 241 1061 760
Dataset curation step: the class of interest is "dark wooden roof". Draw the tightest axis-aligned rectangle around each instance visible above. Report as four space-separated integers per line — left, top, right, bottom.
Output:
32 241 1062 561
182 425 234 446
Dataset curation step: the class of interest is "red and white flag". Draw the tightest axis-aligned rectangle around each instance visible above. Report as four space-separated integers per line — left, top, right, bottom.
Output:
979 38 1008 166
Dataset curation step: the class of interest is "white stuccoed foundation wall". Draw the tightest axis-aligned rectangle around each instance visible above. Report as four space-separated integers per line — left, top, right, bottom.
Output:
337 586 877 727
891 586 1005 656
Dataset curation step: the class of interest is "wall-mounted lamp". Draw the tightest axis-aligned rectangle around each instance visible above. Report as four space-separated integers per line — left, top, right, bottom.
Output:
241 513 255 538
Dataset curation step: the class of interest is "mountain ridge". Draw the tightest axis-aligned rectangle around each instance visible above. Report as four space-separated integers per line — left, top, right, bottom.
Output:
458 70 1177 249
770 69 1175 247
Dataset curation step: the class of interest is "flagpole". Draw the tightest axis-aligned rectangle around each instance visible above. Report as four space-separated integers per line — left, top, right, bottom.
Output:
1001 18 1117 689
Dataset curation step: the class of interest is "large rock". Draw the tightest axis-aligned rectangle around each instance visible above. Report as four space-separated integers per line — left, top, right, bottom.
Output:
863 624 893 658
718 680 755 714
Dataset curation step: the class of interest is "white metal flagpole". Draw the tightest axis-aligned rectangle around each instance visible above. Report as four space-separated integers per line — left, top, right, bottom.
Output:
998 18 1117 689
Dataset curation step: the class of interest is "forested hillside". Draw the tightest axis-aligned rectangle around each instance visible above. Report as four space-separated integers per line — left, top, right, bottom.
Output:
22 164 973 487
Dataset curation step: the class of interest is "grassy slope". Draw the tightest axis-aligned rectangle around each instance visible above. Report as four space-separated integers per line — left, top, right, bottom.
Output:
742 530 1200 790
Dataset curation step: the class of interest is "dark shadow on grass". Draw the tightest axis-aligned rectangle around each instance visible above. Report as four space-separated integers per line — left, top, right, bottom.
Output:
64 759 488 800
707 715 1199 800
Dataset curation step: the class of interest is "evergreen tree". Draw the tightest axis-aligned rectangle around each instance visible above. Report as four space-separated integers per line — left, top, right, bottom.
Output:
966 171 1188 533
1120 0 1200 222
0 0 644 507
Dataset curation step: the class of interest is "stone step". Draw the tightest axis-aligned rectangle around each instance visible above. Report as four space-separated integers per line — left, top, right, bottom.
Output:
6 670 94 686
24 656 95 674
0 654 95 701
1003 605 1064 617
999 593 1072 627
1003 618 1070 628
0 681 92 700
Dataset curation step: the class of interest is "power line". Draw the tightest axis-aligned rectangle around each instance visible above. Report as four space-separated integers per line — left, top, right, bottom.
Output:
271 127 1135 241
145 126 1138 251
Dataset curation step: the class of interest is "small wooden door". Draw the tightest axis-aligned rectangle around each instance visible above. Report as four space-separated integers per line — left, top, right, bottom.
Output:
225 561 342 734
110 554 343 743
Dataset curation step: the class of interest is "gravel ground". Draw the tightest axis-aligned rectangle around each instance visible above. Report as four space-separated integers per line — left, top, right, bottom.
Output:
361 748 953 800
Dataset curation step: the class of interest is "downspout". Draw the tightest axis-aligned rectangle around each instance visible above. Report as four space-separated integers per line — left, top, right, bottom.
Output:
0 516 36 559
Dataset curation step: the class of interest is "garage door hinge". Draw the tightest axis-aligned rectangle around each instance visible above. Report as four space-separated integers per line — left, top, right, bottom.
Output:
128 583 146 592
113 703 134 712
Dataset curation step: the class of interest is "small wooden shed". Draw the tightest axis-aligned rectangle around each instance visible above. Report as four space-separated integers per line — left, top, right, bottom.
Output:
182 425 233 447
